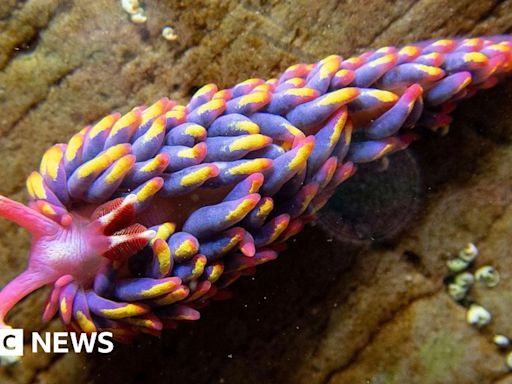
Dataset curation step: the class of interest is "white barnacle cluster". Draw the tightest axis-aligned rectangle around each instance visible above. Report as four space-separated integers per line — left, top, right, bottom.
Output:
121 0 147 24
446 243 480 300
445 243 512 370
120 0 179 42
445 243 501 303
446 242 479 273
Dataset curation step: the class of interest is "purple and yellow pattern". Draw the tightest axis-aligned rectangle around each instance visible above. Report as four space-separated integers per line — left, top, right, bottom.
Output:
0 36 511 341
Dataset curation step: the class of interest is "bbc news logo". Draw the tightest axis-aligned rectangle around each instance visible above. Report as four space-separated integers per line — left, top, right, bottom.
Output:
0 329 114 356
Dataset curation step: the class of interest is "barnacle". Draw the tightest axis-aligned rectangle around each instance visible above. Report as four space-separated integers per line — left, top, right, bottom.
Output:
0 36 511 341
448 283 467 301
506 351 512 370
162 26 178 42
454 271 475 289
475 265 501 287
466 304 492 328
494 334 510 349
447 257 470 273
459 242 479 262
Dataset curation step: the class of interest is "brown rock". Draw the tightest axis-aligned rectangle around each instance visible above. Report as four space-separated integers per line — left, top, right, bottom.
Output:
0 1 512 383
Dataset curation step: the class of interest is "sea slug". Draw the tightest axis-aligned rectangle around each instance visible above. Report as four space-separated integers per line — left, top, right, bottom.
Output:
0 36 510 341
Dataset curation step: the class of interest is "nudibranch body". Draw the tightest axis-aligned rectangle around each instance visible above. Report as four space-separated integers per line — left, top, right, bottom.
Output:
0 35 511 341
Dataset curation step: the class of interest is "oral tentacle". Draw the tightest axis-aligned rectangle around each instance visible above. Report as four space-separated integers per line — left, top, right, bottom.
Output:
0 195 61 237
0 269 52 328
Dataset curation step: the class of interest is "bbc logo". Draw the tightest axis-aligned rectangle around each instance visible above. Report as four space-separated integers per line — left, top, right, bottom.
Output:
0 329 24 357
0 330 114 359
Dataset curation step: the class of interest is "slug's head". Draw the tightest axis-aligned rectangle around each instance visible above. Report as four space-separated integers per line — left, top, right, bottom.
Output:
0 194 154 329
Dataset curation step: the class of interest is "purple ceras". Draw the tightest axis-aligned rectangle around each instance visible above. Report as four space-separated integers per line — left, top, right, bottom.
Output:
0 35 510 341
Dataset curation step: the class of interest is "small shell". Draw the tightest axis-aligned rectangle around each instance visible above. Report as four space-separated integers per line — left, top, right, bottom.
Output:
447 258 469 273
130 8 147 24
448 283 467 301
458 242 479 262
466 304 492 328
454 271 474 289
121 0 140 14
162 27 178 42
475 266 500 288
506 351 512 370
494 334 510 349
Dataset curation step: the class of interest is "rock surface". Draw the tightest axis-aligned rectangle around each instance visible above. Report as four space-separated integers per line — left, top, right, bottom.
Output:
0 0 512 383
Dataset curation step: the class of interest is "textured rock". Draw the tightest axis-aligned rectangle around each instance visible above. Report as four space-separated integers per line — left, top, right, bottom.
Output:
0 0 512 383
